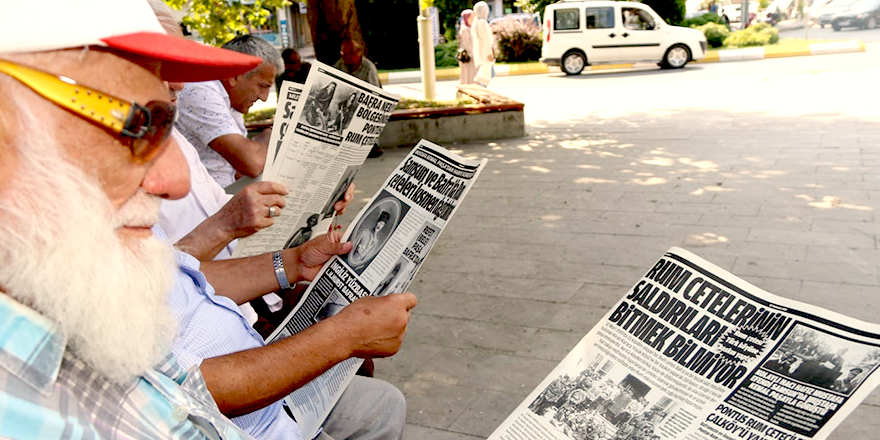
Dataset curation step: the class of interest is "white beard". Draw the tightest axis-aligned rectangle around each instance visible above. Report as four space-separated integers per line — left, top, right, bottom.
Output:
0 102 178 384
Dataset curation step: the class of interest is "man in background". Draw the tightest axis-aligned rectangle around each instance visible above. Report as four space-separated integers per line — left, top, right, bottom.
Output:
333 38 384 158
176 35 281 187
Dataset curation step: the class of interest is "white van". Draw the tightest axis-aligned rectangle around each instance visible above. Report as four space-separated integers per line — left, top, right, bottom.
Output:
541 0 708 74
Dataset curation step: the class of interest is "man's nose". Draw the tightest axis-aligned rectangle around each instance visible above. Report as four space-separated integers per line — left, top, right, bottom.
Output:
140 135 190 200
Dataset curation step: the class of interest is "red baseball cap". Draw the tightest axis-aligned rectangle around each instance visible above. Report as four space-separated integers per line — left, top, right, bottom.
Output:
0 0 262 82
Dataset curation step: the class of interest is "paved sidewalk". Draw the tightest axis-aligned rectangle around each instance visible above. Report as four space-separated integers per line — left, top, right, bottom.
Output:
339 51 880 439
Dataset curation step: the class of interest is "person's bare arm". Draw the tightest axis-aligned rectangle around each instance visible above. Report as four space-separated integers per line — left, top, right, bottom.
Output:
199 231 351 305
209 128 271 178
200 292 417 416
176 181 288 261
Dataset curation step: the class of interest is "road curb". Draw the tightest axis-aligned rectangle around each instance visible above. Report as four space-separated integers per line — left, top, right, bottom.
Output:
695 39 865 63
378 39 864 85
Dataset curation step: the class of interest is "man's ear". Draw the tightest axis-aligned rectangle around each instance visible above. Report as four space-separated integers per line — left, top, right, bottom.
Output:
221 75 241 89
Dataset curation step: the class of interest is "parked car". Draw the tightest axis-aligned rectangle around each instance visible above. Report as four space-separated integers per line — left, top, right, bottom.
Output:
540 0 707 74
816 0 860 27
805 0 835 23
831 0 880 28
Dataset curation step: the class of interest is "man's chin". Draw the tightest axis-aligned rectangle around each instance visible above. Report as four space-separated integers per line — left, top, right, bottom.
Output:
119 226 155 240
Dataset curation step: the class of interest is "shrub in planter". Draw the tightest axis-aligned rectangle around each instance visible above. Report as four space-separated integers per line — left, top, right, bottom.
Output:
695 22 730 48
681 12 724 27
435 40 460 68
723 22 779 47
492 20 542 63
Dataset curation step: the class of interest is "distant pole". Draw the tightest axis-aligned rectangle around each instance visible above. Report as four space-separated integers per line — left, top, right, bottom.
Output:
803 0 810 39
417 5 436 101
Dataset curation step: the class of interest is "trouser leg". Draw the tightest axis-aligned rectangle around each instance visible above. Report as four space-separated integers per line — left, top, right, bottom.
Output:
316 375 405 440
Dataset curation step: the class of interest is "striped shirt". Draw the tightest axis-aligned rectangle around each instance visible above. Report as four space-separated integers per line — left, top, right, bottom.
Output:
160 226 304 440
0 292 254 440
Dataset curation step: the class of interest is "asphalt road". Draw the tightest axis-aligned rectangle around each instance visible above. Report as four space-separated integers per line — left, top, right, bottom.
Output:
387 44 880 125
779 22 880 42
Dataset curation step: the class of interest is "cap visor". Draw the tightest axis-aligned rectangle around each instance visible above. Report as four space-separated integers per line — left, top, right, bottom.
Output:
102 32 262 82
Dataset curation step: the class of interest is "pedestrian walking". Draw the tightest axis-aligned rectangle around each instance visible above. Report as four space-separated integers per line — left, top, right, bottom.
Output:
458 9 477 84
472 1 495 87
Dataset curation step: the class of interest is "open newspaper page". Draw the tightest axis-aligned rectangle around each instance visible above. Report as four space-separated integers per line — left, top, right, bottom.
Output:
231 62 399 258
489 247 880 440
224 80 302 195
265 139 488 439
265 80 303 173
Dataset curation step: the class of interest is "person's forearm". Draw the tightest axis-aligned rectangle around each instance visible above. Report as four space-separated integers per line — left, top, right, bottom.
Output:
200 318 355 417
210 134 269 178
174 216 235 261
234 140 267 177
200 248 297 304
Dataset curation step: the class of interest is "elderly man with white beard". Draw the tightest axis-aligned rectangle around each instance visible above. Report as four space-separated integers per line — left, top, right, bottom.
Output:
0 0 274 437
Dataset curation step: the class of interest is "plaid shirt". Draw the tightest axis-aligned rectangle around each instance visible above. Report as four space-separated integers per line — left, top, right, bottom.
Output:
0 292 255 440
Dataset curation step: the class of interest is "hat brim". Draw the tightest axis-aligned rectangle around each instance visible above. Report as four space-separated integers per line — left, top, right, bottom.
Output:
101 32 262 82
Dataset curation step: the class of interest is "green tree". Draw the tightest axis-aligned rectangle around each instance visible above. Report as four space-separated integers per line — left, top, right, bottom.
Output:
434 0 472 41
164 0 289 46
641 0 686 24
515 0 554 19
355 0 421 69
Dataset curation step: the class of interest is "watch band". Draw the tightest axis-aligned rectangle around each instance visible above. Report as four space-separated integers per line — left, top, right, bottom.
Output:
273 250 291 290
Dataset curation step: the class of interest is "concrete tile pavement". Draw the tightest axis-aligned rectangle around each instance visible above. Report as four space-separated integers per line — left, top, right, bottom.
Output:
335 62 880 439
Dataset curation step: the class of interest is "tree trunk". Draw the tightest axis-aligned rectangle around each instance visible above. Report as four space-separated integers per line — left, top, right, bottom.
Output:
307 0 365 65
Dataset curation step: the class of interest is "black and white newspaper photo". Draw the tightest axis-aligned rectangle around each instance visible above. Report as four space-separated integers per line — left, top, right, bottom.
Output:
265 139 488 439
488 247 880 440
231 62 399 258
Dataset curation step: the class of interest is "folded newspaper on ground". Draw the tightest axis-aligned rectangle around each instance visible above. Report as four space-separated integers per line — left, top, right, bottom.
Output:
489 247 880 440
266 139 487 439
231 62 400 258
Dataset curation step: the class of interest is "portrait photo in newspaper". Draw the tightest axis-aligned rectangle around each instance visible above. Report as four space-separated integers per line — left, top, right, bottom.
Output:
321 165 360 221
300 78 361 135
375 258 406 297
343 191 409 274
314 290 349 322
528 352 680 440
284 213 320 249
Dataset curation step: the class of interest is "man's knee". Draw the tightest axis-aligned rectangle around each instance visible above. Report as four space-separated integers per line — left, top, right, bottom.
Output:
324 376 406 439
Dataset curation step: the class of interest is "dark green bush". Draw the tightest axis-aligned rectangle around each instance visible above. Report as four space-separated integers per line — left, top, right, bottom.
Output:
723 22 779 47
680 12 725 27
492 20 542 63
435 40 460 68
695 22 730 47
643 0 686 24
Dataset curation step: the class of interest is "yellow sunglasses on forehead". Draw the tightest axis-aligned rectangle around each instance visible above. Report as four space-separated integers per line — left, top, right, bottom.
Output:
0 59 176 161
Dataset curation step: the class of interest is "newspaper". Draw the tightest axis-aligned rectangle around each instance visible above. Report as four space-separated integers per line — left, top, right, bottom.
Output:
224 80 302 195
266 139 488 439
489 247 880 440
231 62 400 258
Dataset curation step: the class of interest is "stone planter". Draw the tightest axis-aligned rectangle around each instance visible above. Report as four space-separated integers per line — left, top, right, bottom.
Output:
246 85 525 148
378 85 525 148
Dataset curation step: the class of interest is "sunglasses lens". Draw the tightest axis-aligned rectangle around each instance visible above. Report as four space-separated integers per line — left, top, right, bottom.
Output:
130 101 176 161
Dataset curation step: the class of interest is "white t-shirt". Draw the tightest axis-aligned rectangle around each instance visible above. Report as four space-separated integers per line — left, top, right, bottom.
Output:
160 129 237 258
161 129 279 324
175 80 248 188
